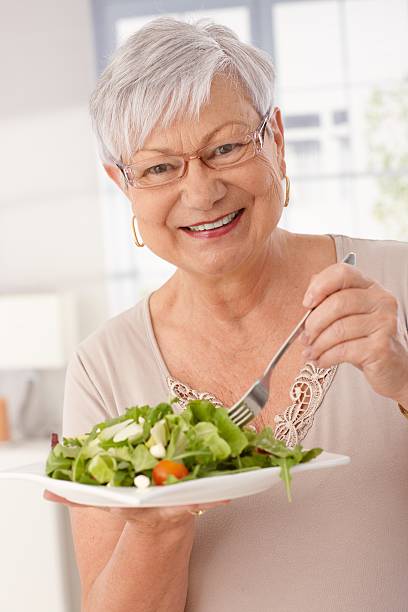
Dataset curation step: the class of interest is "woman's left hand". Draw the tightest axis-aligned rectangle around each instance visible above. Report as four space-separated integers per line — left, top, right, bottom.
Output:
300 261 408 406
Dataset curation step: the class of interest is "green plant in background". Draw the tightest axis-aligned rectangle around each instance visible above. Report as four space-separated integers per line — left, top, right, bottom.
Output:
366 79 408 240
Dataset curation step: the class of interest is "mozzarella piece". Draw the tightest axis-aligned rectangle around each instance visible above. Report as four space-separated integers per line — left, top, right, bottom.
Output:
134 475 150 489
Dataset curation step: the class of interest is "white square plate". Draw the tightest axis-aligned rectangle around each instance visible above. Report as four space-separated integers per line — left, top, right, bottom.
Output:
0 451 350 507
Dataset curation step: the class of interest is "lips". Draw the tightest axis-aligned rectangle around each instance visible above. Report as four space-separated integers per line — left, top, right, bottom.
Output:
179 208 245 239
181 209 244 232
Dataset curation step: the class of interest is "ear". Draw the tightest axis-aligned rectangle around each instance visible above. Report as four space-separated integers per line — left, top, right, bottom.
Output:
269 107 286 179
103 163 129 196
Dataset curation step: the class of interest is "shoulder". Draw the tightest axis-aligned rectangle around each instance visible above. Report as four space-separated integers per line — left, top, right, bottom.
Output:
333 234 408 323
333 234 408 285
333 234 408 270
76 296 149 360
62 296 157 436
68 296 153 385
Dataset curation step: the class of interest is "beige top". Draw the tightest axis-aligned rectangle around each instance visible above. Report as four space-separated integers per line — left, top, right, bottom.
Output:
63 234 408 612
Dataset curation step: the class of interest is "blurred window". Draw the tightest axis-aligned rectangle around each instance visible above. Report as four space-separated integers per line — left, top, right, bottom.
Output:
116 7 250 45
273 0 408 239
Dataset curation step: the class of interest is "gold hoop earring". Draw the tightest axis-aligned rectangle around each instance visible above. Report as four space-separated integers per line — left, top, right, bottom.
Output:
131 216 144 248
284 175 290 208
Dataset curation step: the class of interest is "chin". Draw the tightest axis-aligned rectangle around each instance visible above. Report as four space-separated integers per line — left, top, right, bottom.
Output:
185 247 251 277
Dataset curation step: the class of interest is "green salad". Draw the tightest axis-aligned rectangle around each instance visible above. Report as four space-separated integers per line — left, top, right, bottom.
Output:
46 400 322 501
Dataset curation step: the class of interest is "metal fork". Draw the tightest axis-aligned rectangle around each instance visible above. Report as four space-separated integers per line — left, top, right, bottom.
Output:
227 252 356 427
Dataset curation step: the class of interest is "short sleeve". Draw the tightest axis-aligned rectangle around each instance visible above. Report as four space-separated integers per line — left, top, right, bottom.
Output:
62 351 109 438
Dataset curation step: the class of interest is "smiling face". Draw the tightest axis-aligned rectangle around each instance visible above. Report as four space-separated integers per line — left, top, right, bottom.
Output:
106 76 287 278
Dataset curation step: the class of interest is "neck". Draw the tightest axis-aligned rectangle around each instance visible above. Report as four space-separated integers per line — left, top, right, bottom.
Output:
169 228 294 327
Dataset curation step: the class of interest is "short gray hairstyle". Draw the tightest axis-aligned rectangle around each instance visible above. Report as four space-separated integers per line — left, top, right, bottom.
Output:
90 17 276 163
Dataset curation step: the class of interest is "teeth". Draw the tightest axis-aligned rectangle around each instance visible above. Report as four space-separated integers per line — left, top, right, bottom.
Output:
188 210 239 232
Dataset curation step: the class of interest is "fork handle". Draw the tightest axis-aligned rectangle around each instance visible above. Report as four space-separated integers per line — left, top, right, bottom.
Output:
260 251 356 386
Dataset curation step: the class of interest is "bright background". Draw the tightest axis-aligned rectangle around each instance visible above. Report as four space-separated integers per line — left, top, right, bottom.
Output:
0 2 407 610
98 0 408 316
1 0 407 479
2 0 407 364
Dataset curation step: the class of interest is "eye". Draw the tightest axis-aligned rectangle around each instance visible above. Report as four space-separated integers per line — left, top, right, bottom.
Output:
214 143 240 156
145 163 172 176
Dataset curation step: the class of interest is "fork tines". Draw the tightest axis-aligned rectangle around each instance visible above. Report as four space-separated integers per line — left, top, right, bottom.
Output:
227 401 254 427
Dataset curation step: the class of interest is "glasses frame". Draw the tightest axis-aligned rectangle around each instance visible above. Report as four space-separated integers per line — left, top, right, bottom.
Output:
116 110 272 189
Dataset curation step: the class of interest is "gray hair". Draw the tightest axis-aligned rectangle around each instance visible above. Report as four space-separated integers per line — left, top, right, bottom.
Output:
89 17 276 163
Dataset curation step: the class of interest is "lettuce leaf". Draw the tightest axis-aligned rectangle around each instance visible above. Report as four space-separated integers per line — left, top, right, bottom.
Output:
45 400 323 501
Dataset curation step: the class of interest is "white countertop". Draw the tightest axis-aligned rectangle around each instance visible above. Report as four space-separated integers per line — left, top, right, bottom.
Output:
0 437 50 469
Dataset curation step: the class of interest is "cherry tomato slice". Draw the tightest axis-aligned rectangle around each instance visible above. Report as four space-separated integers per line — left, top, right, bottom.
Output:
152 459 189 486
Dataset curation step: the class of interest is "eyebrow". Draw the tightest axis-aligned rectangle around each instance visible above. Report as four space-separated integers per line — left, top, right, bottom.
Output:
135 120 249 157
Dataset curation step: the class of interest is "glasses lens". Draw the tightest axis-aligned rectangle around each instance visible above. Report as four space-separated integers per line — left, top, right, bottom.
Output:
202 139 255 169
128 156 185 187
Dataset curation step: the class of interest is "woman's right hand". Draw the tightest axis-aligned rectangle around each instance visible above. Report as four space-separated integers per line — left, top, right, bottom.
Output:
43 489 230 533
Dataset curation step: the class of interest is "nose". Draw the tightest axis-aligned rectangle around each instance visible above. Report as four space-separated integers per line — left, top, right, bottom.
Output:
179 158 227 210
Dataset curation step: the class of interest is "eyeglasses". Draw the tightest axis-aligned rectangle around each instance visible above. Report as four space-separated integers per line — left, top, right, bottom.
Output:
116 111 271 189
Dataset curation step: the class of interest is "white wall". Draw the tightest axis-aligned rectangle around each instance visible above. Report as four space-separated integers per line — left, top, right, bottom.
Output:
0 2 105 610
0 1 108 432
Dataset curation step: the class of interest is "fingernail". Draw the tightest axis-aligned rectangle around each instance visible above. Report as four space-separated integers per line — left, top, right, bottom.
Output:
303 292 314 308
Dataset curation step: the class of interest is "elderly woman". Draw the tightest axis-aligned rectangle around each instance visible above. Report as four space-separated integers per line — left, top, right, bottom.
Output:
47 18 408 612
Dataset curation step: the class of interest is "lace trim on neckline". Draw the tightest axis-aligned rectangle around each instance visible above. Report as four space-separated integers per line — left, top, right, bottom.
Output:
166 362 337 447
